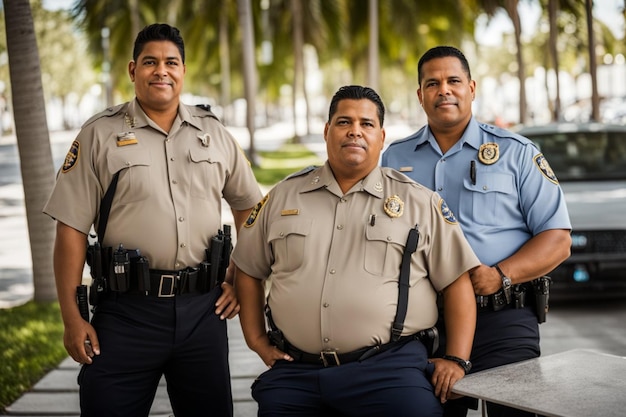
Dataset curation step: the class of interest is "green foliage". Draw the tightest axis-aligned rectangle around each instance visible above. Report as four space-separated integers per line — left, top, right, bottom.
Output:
0 302 66 413
252 143 323 185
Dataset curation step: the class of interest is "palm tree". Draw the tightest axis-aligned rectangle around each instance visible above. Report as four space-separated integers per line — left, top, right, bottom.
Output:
3 0 57 301
238 0 258 165
585 0 600 121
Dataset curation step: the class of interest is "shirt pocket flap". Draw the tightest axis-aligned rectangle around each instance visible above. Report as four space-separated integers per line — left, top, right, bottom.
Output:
470 172 514 194
268 217 313 242
107 148 151 173
365 218 408 247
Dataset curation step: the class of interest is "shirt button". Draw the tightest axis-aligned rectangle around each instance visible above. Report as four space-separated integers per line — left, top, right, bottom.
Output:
483 186 488 190
387 236 392 241
172 180 178 184
330 269 336 274
323 338 330 343
337 225 343 230
125 161 131 166
323 303 329 308
178 217 185 222
437 187 443 191
180 243 187 248
170 157 175 161
175 262 181 268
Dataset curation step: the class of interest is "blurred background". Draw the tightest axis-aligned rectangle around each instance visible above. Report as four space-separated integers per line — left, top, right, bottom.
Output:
0 0 624 139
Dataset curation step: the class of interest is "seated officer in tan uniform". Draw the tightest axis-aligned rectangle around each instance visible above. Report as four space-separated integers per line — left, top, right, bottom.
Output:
44 24 262 417
233 85 479 416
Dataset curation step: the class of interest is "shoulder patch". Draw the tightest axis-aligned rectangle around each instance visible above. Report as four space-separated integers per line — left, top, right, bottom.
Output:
81 103 126 128
439 199 458 224
534 153 559 184
245 194 269 228
62 140 80 173
285 166 317 180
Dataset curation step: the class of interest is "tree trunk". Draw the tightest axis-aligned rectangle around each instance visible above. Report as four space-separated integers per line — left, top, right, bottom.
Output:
3 0 57 302
291 0 306 142
504 0 527 124
548 0 561 122
219 0 232 125
368 0 379 91
237 0 258 166
585 0 600 122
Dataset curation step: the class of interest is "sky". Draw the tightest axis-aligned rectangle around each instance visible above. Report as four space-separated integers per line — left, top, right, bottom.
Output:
42 0 625 43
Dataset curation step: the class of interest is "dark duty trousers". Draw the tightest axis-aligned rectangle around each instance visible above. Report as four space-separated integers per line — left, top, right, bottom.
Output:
78 288 232 417
440 306 541 417
251 339 442 417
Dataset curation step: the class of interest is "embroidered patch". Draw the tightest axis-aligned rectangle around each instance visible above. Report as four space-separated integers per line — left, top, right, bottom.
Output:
62 140 80 173
478 143 499 165
534 153 558 184
439 199 458 224
384 195 404 218
245 194 269 228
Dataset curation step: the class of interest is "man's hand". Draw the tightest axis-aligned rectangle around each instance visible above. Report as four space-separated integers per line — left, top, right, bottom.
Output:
429 357 466 403
215 281 240 319
469 264 502 295
64 316 100 365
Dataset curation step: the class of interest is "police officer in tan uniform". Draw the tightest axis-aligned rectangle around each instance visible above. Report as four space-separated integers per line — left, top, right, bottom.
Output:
233 85 479 417
44 24 262 417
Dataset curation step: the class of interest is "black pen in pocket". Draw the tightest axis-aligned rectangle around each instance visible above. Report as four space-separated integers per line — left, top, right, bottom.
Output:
470 160 476 185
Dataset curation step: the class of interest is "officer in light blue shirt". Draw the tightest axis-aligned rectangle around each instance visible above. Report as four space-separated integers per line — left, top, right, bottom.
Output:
382 46 572 417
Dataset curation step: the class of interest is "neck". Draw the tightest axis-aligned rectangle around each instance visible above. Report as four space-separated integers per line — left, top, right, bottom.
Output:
137 100 179 133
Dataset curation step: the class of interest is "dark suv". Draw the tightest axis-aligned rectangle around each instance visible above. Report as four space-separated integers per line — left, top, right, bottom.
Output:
516 123 626 299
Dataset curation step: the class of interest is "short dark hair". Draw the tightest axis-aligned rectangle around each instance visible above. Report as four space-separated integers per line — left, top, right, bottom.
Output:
417 46 471 86
328 85 385 126
133 23 185 63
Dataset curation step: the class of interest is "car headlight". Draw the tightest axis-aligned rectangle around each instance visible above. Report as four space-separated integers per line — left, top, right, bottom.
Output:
571 233 588 249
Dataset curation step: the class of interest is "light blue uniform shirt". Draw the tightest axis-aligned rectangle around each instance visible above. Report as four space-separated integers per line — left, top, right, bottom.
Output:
382 117 571 266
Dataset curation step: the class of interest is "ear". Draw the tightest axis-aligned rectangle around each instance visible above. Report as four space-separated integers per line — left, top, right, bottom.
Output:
128 61 136 82
417 87 423 106
469 79 476 100
323 122 329 142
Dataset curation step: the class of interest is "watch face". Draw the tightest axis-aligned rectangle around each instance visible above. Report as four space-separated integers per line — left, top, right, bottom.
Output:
503 276 512 287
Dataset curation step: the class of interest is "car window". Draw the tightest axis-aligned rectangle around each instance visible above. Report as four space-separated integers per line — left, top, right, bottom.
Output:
528 131 626 181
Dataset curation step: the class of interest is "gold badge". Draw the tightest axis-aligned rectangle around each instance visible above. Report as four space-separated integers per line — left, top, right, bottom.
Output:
245 194 269 228
116 132 138 146
62 140 80 173
478 143 499 165
384 195 404 218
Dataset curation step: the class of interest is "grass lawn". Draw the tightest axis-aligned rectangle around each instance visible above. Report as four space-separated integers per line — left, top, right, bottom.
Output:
0 301 66 412
0 142 322 412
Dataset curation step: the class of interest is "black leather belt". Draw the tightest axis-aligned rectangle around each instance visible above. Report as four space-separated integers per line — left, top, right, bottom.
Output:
286 330 434 367
145 268 201 297
476 283 533 312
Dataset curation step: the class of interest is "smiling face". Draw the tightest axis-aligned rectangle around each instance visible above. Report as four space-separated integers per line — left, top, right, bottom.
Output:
128 40 186 113
417 56 475 133
324 98 386 182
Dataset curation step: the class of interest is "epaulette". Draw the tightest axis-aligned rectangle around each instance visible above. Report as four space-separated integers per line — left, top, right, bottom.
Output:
383 167 421 187
285 166 318 180
478 122 534 146
81 103 126 128
192 104 220 121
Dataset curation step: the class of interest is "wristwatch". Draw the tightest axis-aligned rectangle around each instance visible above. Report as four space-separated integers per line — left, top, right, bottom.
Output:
495 263 512 304
442 355 472 374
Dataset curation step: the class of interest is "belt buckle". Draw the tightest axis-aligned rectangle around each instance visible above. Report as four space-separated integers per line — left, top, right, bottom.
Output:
158 274 177 297
320 351 340 367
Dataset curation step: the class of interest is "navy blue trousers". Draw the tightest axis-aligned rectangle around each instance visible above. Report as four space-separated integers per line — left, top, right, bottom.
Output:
251 339 442 417
78 289 232 417
440 306 540 417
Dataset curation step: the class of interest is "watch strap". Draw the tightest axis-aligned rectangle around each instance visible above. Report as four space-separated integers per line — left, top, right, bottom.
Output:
494 263 512 304
442 354 472 374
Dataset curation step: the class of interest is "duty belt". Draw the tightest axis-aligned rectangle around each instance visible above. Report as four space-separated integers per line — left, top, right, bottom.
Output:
476 282 533 312
284 328 437 367
147 268 201 297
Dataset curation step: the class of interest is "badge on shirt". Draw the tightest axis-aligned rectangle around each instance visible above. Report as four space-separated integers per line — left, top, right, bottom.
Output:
534 153 559 185
245 194 269 228
62 140 80 173
124 113 136 128
478 143 499 165
116 132 138 146
384 195 404 218
439 199 458 225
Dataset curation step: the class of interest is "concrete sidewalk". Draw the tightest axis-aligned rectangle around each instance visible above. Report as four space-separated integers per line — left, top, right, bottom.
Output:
2 316 265 417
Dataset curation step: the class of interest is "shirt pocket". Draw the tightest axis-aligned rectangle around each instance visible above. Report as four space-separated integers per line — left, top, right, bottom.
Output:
268 217 312 273
465 172 515 226
107 148 152 204
364 219 407 276
189 147 226 200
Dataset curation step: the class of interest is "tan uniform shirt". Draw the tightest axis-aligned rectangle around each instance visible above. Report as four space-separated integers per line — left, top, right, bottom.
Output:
232 163 480 354
44 99 262 270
